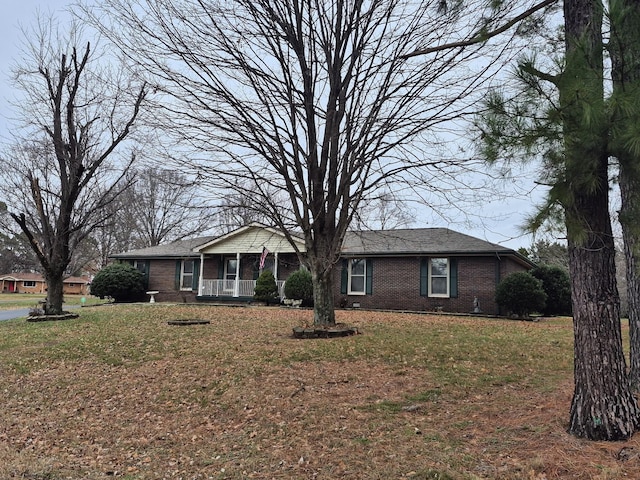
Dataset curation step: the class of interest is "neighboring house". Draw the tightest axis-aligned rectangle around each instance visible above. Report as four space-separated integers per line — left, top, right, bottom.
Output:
111 223 534 314
0 272 90 295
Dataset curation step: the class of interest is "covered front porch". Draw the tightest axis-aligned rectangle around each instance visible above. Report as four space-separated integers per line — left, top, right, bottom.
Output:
193 224 305 301
199 278 286 298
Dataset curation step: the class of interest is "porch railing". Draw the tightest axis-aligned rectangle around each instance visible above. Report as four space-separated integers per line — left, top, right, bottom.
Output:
201 279 286 298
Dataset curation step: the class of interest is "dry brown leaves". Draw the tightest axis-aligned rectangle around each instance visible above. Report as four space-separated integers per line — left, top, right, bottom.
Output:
0 306 638 479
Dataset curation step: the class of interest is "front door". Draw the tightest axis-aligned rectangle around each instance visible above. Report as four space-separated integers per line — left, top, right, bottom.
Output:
224 257 237 293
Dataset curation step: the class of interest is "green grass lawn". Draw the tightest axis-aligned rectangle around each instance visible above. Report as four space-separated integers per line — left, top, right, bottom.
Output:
0 305 635 479
0 293 104 310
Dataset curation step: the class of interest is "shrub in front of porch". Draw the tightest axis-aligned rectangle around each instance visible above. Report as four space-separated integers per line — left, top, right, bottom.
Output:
254 270 279 305
284 268 313 307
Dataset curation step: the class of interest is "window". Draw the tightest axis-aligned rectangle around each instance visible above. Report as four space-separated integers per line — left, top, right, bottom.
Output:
23 281 36 287
134 260 147 276
348 259 366 295
180 260 195 290
429 258 449 297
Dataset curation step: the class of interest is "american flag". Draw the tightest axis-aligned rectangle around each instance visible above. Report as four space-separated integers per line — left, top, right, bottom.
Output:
259 247 270 269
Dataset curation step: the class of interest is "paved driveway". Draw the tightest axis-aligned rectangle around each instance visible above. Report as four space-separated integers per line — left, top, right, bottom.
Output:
0 305 80 321
0 309 30 321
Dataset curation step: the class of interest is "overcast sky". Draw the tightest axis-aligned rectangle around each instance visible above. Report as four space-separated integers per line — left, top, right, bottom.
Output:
0 0 74 142
0 1 543 251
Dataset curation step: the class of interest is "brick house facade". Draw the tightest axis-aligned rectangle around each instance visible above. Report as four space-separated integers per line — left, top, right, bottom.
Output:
111 223 534 314
0 273 90 295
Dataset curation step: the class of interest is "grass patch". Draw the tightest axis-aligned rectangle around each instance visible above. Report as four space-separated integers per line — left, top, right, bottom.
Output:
0 305 635 479
0 293 104 310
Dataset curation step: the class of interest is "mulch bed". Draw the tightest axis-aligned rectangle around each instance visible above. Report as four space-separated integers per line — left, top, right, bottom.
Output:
292 323 359 338
26 312 79 322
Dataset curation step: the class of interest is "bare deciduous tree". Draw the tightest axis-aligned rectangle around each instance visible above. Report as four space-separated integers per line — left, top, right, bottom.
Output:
124 168 216 247
89 0 529 325
0 17 147 314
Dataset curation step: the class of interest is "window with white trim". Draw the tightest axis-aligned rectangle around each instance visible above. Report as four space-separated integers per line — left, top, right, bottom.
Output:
348 259 366 295
429 258 449 297
23 281 36 287
180 260 195 290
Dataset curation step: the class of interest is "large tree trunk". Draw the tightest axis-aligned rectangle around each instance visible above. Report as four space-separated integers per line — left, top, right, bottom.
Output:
44 270 65 315
311 267 336 327
567 195 639 439
563 0 639 440
610 0 640 391
622 182 640 390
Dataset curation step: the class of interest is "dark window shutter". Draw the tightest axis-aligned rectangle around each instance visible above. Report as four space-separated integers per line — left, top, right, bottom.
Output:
175 261 181 290
143 261 150 290
449 258 458 298
420 258 428 296
340 259 348 295
192 259 201 291
366 259 373 295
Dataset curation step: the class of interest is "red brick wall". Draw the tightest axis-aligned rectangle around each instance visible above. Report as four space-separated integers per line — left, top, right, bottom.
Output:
147 253 303 303
145 253 528 312
332 255 530 314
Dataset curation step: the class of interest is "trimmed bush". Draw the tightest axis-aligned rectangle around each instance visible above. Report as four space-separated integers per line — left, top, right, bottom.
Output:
254 270 279 304
531 265 572 316
90 262 146 302
284 268 314 306
495 271 547 318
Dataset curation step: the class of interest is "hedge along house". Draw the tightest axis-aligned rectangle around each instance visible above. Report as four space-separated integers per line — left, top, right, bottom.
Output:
111 223 534 314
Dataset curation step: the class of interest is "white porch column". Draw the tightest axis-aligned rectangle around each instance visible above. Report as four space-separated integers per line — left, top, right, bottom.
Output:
198 253 205 296
274 252 279 280
233 251 240 297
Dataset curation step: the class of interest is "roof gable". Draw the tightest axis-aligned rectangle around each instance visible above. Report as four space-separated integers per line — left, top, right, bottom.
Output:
196 223 305 254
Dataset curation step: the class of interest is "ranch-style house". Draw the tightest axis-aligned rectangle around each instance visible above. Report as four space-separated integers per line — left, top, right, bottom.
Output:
110 223 533 315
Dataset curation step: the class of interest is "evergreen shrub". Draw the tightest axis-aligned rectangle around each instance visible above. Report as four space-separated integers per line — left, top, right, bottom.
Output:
90 262 145 302
531 265 572 316
495 271 547 318
254 270 279 304
284 268 314 306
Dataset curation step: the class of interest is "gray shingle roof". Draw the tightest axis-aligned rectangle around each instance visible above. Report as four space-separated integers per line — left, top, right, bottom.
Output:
110 227 530 266
342 228 514 255
111 236 216 259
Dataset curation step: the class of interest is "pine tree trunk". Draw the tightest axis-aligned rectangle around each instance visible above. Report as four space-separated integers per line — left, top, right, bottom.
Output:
620 162 640 390
610 0 640 391
567 208 639 439
563 0 639 439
